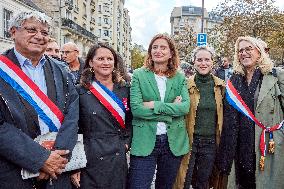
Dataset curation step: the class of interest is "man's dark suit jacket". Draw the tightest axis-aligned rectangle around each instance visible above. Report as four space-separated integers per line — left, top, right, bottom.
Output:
0 48 79 188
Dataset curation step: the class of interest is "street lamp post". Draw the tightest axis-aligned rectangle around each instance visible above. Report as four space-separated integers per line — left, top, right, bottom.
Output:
201 0 204 33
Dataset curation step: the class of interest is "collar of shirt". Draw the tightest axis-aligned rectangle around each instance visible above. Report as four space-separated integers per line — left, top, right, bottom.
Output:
13 48 46 69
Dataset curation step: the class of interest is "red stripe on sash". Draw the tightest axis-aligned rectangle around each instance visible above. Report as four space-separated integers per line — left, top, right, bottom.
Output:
0 55 64 123
89 85 125 129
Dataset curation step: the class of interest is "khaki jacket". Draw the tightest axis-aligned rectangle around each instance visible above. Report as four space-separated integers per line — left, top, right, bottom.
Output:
173 74 225 189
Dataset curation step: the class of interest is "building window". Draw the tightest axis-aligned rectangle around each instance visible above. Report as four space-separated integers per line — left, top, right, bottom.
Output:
3 9 13 38
98 29 101 37
66 10 72 19
103 6 109 13
63 36 70 44
98 17 101 25
103 18 108 24
74 0 78 7
83 3 87 18
74 0 79 12
103 30 109 37
98 5 102 13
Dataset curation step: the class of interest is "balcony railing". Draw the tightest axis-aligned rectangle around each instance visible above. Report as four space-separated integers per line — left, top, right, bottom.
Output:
61 18 97 41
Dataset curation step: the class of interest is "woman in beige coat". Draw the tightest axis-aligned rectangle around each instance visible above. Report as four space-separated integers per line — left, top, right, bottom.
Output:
217 36 284 189
174 46 226 189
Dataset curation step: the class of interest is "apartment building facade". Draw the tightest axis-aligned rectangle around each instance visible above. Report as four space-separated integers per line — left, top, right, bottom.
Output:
0 0 43 52
2 0 132 68
96 0 132 69
32 0 131 66
31 0 99 57
170 6 222 35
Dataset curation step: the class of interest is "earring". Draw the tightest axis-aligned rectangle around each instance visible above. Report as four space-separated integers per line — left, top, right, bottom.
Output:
90 67 94 73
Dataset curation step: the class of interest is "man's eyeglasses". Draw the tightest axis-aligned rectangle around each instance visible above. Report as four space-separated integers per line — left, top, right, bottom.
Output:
60 50 78 55
238 46 255 54
21 27 50 37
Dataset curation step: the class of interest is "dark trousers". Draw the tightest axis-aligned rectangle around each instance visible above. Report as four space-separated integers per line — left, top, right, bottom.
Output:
128 134 183 189
235 161 256 189
184 136 216 189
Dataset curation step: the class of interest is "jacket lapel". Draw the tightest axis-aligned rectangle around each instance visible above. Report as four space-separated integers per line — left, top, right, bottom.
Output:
47 57 65 112
145 69 160 100
256 74 277 109
44 59 57 105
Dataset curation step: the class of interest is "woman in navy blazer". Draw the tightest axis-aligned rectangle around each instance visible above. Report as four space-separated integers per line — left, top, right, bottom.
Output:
128 34 190 189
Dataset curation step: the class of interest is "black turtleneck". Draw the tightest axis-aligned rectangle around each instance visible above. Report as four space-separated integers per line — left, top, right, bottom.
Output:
194 73 217 137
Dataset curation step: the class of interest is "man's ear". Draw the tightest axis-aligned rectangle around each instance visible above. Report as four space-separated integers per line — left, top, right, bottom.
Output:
9 27 17 40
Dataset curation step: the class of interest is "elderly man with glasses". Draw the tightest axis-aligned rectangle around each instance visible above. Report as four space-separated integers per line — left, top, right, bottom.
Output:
0 11 79 189
61 42 85 84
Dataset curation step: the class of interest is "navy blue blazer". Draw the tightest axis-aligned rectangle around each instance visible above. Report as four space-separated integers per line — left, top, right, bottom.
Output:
0 49 79 188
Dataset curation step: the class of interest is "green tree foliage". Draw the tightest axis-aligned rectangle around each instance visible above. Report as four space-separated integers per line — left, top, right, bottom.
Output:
131 44 146 70
208 0 284 64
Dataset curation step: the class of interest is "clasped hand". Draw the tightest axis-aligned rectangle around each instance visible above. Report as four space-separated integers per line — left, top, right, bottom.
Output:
38 150 69 180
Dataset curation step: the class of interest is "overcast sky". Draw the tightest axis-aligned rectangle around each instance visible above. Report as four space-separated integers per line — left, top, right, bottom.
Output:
125 0 284 49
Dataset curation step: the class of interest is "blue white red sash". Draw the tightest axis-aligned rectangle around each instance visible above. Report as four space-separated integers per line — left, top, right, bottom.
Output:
0 55 64 132
89 81 126 129
226 79 283 170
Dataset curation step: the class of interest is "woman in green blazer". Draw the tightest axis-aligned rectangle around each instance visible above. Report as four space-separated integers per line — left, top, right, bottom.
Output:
128 34 190 189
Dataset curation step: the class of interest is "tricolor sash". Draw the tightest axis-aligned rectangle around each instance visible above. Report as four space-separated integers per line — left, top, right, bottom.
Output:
226 79 284 170
0 55 64 132
89 81 126 129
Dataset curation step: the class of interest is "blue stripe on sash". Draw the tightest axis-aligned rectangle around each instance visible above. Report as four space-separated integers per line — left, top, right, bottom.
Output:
0 68 58 132
96 81 126 112
226 90 244 114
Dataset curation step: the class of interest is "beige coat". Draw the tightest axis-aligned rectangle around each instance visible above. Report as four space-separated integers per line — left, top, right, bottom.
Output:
254 68 284 189
173 74 226 189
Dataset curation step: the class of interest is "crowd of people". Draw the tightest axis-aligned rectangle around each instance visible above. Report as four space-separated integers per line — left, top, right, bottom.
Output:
1 10 284 189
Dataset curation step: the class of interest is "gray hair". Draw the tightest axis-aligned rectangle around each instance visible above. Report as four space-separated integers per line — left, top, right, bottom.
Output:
191 46 216 63
8 11 51 31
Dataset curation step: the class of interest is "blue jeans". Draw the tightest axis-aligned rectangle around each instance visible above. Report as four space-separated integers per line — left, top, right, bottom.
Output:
184 136 216 189
128 134 183 189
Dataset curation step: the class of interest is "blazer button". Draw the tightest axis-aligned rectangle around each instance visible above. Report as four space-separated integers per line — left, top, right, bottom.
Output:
99 157 104 160
87 91 91 94
92 112 96 115
116 152 120 156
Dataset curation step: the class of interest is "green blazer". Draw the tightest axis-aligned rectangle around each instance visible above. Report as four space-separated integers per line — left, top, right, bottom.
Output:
130 67 190 156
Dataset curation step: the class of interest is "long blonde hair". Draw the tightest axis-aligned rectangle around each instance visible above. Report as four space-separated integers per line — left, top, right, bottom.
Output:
233 36 273 75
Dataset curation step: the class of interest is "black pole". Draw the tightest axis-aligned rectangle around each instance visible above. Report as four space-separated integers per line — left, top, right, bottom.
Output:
201 0 204 33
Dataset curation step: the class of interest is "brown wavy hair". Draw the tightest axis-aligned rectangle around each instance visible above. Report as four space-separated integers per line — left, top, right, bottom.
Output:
144 34 180 78
80 43 126 88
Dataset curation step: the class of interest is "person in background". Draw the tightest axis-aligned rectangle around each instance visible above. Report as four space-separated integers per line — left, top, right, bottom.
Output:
215 56 233 82
61 42 85 84
0 11 79 189
174 46 226 189
128 33 190 189
117 53 132 83
45 38 61 60
70 43 132 189
217 36 284 189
